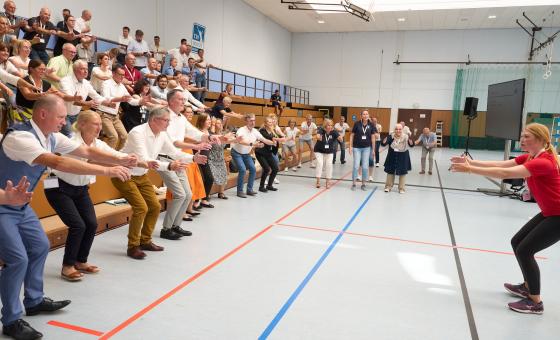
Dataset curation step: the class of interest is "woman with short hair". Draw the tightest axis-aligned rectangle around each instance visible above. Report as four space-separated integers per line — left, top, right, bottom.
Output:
380 123 414 194
314 119 343 188
91 53 112 93
283 119 300 172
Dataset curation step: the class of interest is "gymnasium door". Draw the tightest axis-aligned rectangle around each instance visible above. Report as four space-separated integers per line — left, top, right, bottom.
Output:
397 109 432 138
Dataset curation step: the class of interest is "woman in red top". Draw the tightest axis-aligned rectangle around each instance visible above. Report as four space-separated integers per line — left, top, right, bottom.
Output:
451 123 560 315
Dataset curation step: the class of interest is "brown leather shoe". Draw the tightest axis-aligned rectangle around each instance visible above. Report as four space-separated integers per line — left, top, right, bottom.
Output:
140 242 164 251
127 246 147 260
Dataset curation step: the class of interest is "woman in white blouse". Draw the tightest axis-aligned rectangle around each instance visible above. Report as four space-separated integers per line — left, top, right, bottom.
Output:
8 39 31 77
0 42 21 78
283 119 300 171
90 52 112 93
44 110 147 281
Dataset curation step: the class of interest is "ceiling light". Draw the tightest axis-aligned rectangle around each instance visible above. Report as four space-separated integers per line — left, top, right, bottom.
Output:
488 15 496 19
397 18 406 22
317 20 325 23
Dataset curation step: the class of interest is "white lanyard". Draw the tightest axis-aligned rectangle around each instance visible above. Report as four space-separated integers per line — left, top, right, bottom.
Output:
324 134 332 144
29 76 43 92
125 65 135 81
361 123 369 135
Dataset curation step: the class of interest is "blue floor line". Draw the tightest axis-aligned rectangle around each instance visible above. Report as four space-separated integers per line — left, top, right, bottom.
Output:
259 187 377 339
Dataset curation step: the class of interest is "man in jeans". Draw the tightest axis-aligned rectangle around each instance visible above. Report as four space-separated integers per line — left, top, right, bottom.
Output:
231 114 276 198
415 127 437 175
333 115 349 164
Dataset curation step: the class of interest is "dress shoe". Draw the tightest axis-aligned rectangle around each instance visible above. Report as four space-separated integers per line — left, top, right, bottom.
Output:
172 225 192 237
186 211 200 216
182 216 193 222
25 297 71 316
160 228 182 240
2 319 43 340
126 246 147 260
140 242 164 251
258 187 268 193
246 190 258 196
266 186 278 191
237 192 247 198
200 202 214 208
193 205 202 211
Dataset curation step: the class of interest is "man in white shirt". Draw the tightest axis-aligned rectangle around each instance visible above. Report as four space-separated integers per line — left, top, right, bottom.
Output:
0 95 134 339
127 29 150 69
74 9 91 34
118 26 130 51
114 106 207 259
175 74 207 112
231 113 276 198
168 43 189 72
98 64 144 150
400 121 412 137
161 89 214 239
372 117 382 167
333 115 350 164
149 35 166 63
58 60 114 137
140 57 160 86
193 48 213 102
299 114 317 168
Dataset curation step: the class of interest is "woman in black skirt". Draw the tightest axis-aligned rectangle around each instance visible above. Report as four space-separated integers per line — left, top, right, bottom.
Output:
381 123 414 193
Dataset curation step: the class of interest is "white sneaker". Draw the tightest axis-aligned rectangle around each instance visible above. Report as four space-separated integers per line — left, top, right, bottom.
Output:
284 167 289 172
384 187 390 192
375 163 380 167
399 189 405 194
310 162 316 168
297 163 302 168
292 167 297 172
274 178 280 184
368 176 374 182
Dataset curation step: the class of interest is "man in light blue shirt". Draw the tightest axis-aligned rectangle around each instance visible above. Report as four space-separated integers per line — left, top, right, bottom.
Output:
415 127 437 175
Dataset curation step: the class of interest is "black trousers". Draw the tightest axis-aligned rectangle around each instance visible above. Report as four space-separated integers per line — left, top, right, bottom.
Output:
374 140 381 164
333 139 345 162
256 152 278 189
44 180 98 266
198 163 214 200
511 213 560 295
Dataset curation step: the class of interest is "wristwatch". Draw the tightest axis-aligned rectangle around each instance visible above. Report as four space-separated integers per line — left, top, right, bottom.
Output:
249 142 253 146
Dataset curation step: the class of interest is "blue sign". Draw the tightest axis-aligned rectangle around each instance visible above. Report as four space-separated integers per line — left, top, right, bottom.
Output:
192 23 206 52
352 115 357 121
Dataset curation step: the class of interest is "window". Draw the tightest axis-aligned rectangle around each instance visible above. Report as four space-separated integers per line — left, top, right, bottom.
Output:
246 77 256 89
256 79 264 90
209 68 222 81
223 71 234 84
235 85 245 96
235 74 245 86
255 89 264 98
246 88 255 97
209 81 222 92
264 81 272 92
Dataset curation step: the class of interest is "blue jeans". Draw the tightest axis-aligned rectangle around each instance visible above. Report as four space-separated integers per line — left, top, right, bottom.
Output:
0 205 50 326
231 149 256 193
60 114 78 137
352 147 371 182
30 49 49 65
195 72 207 102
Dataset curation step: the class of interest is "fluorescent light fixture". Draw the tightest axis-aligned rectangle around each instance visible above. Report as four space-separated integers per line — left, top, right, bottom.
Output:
373 0 560 12
397 17 406 22
318 20 325 23
488 15 497 19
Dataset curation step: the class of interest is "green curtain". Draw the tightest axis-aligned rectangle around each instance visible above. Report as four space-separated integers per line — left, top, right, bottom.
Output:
450 64 560 149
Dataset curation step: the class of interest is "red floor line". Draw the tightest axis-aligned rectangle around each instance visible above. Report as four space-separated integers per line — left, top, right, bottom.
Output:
275 171 351 224
274 223 548 260
96 171 349 339
47 321 104 337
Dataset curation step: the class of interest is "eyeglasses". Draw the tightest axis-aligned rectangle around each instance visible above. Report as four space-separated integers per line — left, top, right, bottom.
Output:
157 117 170 123
64 50 77 54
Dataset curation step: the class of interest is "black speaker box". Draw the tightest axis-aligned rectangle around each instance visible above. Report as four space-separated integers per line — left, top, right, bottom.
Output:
464 97 478 118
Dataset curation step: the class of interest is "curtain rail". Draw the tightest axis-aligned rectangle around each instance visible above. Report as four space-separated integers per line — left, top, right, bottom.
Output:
394 61 560 65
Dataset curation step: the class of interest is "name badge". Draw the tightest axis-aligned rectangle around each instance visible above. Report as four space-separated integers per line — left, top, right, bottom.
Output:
324 144 329 149
39 38 45 43
361 136 367 140
44 177 59 189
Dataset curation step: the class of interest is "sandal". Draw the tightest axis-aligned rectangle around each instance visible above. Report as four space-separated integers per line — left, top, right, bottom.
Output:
75 264 100 274
186 211 200 216
61 270 83 282
218 193 228 200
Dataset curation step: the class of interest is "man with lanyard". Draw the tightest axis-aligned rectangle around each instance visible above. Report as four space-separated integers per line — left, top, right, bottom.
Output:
415 127 437 175
0 94 135 339
22 7 56 65
122 53 142 94
349 110 377 191
0 0 27 41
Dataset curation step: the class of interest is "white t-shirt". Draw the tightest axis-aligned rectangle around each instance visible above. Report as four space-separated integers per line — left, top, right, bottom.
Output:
402 125 411 136
334 122 350 135
74 17 90 34
8 55 29 76
2 120 80 165
167 109 203 144
90 66 112 93
118 36 130 47
284 126 299 147
127 39 150 67
300 121 317 141
233 126 264 154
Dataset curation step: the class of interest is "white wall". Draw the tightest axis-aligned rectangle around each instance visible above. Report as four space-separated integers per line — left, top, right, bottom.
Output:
16 0 291 84
291 28 560 115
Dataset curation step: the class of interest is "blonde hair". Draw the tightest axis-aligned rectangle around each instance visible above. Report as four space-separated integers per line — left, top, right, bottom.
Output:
13 39 31 55
525 123 560 168
323 118 333 129
74 110 101 132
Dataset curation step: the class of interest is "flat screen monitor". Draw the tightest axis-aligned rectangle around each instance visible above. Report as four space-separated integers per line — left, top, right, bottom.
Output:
485 78 526 141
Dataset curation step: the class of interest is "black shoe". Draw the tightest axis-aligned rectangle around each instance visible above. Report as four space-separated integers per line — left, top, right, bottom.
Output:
182 216 193 222
332 160 336 164
246 190 258 196
258 187 268 193
341 160 346 164
25 297 71 316
172 225 192 237
160 228 183 240
200 202 214 208
2 319 43 340
193 205 202 211
186 211 200 216
266 186 278 191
